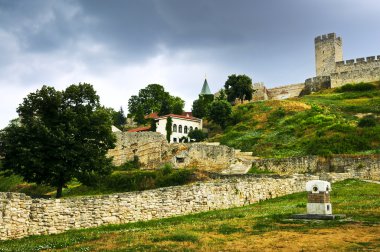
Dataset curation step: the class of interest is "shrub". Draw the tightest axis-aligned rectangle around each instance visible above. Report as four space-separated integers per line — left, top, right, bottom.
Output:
116 156 141 171
188 129 207 142
335 83 376 93
358 115 377 128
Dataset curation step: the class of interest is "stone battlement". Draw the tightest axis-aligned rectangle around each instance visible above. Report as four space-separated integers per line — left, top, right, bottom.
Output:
336 56 380 66
314 33 342 43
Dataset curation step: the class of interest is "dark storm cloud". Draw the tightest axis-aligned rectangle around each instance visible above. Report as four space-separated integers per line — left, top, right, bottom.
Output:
1 0 380 128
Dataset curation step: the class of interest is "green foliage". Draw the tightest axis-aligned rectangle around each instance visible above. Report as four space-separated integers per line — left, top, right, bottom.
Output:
192 94 214 118
188 129 207 142
111 106 126 130
224 74 254 102
268 107 286 123
63 165 194 197
247 165 274 174
335 82 377 93
208 100 232 129
0 84 116 198
166 116 173 142
149 118 157 132
128 84 185 118
116 156 141 171
210 84 380 157
358 115 377 128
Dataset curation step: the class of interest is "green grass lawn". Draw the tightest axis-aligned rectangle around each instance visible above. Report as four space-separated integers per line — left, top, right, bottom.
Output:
0 179 379 251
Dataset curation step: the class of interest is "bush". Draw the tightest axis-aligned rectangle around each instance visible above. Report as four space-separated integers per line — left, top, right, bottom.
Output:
188 129 207 142
335 83 376 93
116 156 141 171
358 115 377 128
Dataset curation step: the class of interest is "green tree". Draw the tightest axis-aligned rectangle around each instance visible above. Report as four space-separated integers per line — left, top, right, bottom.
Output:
149 119 157 132
170 96 185 115
112 106 126 130
192 94 214 118
208 100 232 129
128 84 185 117
224 74 253 102
165 117 173 142
188 129 207 142
0 84 116 198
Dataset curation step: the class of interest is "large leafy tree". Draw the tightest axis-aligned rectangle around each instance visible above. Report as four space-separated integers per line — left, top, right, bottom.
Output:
208 100 232 129
192 94 214 118
224 74 254 102
0 83 116 198
128 84 184 119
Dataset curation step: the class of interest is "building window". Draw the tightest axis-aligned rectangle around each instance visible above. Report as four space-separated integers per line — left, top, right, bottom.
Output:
179 125 182 133
173 124 177 132
173 138 177 143
195 127 198 130
189 126 193 132
184 126 188 134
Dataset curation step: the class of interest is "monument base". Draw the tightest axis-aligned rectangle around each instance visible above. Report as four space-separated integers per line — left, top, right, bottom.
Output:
291 214 346 220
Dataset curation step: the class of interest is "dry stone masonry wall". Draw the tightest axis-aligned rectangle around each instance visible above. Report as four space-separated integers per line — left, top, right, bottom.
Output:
107 132 170 168
0 174 318 241
252 155 380 180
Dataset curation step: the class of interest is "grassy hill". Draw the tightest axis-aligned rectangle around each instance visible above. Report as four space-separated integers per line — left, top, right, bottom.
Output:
0 179 379 251
210 81 380 157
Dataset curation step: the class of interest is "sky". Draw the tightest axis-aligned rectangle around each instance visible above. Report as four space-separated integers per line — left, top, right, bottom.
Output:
1 0 380 128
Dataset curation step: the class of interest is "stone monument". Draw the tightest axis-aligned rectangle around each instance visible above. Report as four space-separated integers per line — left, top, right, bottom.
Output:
293 180 345 220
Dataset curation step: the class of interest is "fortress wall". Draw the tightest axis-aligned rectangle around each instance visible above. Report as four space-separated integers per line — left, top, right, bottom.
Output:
335 56 380 73
252 154 380 180
0 174 318 240
266 83 305 100
331 67 380 88
252 82 269 101
107 132 170 168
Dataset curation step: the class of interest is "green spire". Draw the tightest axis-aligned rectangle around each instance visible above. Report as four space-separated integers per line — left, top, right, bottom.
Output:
200 78 212 95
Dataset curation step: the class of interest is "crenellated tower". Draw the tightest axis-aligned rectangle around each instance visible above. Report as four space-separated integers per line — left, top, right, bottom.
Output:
315 33 343 76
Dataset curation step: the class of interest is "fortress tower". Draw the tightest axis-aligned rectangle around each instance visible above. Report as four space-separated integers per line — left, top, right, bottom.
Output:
315 33 343 76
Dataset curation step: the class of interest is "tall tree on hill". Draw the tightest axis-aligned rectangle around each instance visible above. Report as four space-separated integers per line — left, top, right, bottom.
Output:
208 100 232 129
0 83 116 198
192 94 214 118
112 106 126 130
128 84 185 120
224 74 254 102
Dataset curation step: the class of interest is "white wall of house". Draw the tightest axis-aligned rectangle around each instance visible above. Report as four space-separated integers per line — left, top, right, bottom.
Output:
156 116 202 143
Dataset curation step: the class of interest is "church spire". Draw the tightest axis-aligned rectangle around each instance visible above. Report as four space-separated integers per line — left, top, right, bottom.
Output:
200 78 212 95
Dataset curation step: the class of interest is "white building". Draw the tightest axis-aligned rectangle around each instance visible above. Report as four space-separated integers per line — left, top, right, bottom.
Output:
156 114 202 143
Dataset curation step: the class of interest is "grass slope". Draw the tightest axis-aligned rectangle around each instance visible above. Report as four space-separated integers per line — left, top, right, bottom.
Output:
0 179 379 251
210 81 380 157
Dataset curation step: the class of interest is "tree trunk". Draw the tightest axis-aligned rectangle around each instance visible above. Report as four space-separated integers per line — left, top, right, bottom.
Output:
56 184 63 198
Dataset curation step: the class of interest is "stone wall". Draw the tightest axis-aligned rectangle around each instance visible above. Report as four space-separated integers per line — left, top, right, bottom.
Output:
107 133 248 171
303 76 331 94
0 174 319 240
107 132 170 168
331 58 380 87
252 155 380 180
172 143 237 171
266 83 305 100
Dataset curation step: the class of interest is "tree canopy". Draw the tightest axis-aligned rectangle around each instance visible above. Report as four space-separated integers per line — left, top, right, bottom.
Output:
208 100 232 129
128 84 185 120
191 94 214 118
224 74 254 102
0 83 116 198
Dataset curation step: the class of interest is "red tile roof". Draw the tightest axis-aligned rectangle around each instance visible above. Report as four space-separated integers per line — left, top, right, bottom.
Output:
127 126 151 132
158 113 201 122
144 112 159 119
